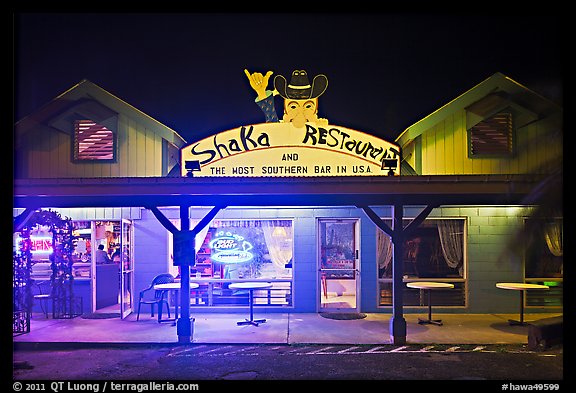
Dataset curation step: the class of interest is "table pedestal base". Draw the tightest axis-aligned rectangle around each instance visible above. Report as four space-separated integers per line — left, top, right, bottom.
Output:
406 285 454 327
237 318 267 327
229 283 273 328
418 318 443 326
496 283 550 328
508 319 527 326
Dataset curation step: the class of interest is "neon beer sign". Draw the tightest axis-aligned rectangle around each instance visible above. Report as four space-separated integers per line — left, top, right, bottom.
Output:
209 231 254 264
16 236 53 254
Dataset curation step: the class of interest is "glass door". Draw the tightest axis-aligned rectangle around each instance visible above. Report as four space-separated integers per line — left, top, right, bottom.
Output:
120 219 134 319
318 219 360 312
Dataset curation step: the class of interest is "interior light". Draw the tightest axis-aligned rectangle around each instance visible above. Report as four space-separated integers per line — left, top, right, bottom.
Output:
272 227 287 237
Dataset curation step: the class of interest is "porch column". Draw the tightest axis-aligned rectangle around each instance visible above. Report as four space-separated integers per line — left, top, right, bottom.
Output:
390 203 406 345
177 205 193 343
149 204 225 343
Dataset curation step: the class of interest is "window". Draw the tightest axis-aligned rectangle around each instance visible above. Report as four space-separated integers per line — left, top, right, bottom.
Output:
167 218 294 307
523 217 563 308
74 120 115 161
202 219 294 281
377 218 466 307
468 112 513 157
377 219 465 279
524 217 563 279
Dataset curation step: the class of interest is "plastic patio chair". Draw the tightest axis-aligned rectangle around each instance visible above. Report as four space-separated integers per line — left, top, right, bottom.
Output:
136 273 175 322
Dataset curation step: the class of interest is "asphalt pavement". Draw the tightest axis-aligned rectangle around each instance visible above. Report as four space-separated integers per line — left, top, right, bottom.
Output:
13 342 564 383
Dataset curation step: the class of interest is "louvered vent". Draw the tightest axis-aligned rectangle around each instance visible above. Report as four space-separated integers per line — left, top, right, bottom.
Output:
74 120 114 160
469 112 513 156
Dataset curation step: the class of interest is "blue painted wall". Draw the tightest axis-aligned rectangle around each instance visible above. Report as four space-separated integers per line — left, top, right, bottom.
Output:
17 205 561 316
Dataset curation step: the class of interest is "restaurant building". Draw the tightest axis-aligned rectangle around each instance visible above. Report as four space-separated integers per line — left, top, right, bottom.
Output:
13 72 562 343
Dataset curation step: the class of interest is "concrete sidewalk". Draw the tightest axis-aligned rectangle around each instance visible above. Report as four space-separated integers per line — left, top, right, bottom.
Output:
12 312 562 346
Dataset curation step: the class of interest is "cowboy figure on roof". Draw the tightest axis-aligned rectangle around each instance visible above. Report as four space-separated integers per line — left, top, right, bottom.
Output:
245 69 329 128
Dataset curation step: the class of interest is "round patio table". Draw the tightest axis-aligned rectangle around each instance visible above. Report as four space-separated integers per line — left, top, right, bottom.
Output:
496 282 549 325
229 282 273 326
406 281 454 326
154 282 199 323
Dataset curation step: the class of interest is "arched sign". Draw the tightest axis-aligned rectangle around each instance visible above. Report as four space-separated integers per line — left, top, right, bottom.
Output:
180 122 400 177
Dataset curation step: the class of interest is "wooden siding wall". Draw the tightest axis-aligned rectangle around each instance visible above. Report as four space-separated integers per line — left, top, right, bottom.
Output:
17 114 165 178
402 141 417 172
419 110 562 175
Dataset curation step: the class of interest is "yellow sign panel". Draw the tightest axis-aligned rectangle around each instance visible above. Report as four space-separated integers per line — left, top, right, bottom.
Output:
181 122 400 177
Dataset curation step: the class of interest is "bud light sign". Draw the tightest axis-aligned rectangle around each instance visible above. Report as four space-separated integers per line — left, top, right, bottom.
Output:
209 231 254 264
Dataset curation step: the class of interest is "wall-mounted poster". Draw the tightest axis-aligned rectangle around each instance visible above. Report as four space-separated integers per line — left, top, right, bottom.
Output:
320 221 355 270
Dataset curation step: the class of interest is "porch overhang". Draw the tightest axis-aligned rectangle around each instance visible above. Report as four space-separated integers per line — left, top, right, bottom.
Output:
12 173 551 346
13 174 544 209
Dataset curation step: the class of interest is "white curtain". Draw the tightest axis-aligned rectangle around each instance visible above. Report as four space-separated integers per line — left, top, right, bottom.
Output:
437 220 464 275
193 222 211 253
376 229 393 276
544 220 563 257
262 221 293 277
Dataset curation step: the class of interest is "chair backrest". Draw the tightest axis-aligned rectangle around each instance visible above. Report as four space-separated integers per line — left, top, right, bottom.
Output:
33 280 53 296
152 273 175 286
155 273 174 300
147 273 175 301
140 273 175 301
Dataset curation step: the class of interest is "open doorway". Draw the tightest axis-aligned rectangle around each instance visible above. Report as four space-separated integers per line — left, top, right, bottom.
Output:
92 221 122 314
72 220 133 317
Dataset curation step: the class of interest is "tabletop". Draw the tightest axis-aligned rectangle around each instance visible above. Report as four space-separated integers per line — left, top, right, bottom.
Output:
406 282 455 290
229 282 273 290
496 283 549 291
154 282 200 290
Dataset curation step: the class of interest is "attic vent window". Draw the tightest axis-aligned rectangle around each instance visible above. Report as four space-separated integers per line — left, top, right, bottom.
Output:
74 120 115 161
469 112 513 157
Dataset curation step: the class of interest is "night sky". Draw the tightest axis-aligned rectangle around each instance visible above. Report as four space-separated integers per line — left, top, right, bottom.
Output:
14 12 563 143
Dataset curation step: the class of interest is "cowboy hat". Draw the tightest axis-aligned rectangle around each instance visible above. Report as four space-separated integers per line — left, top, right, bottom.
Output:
274 70 328 100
